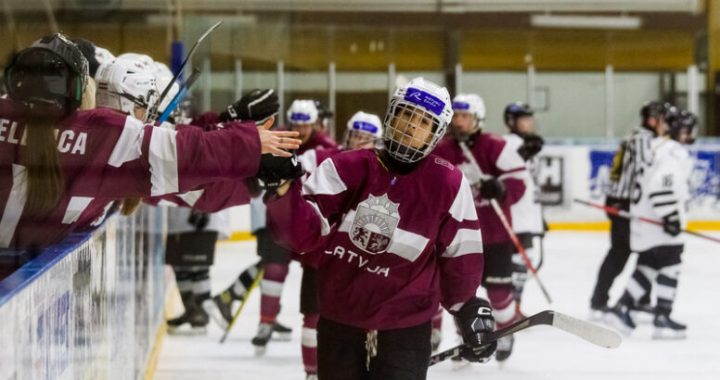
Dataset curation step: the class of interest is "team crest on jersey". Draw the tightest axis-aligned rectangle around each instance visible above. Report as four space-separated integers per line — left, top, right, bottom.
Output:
350 194 400 255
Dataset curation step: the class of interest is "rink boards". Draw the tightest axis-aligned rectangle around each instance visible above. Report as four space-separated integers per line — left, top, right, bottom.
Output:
0 207 167 380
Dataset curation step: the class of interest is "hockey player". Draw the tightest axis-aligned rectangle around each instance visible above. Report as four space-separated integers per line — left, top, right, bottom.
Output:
295 111 382 380
211 98 339 355
608 109 696 339
502 102 545 313
288 99 338 154
95 58 157 122
0 34 301 277
267 78 496 380
589 101 675 318
433 93 527 363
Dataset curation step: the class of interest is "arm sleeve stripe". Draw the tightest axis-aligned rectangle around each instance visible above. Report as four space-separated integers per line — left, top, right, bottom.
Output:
107 116 144 167
302 159 347 196
148 127 180 196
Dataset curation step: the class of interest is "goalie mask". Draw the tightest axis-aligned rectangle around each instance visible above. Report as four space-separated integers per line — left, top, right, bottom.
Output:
383 77 453 163
95 58 157 121
345 111 383 149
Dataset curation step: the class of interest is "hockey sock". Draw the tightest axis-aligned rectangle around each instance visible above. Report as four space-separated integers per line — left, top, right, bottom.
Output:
302 313 319 374
190 266 212 305
174 268 196 312
625 264 657 305
231 263 261 300
487 285 518 329
511 252 529 303
260 262 289 324
655 264 681 314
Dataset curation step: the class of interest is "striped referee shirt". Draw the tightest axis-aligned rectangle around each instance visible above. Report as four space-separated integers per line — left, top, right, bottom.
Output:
606 126 656 200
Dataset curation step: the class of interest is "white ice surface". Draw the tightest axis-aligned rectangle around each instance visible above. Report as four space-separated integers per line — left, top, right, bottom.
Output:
155 231 720 380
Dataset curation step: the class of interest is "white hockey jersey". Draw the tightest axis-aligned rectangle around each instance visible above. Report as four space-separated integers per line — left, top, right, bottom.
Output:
503 133 543 234
630 137 692 252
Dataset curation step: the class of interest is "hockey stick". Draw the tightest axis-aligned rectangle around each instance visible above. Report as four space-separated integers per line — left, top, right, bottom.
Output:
148 20 223 122
157 67 201 123
458 142 553 303
573 198 720 244
219 268 264 344
429 310 621 366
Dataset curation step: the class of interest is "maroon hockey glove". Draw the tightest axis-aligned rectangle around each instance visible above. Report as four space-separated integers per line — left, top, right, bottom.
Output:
452 297 497 363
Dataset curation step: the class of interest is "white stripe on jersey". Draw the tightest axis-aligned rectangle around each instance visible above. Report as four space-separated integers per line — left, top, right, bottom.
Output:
448 175 478 222
61 196 93 224
387 228 429 262
148 127 180 196
107 116 144 167
0 164 28 248
495 141 527 172
177 189 206 207
297 149 319 175
302 158 347 196
443 228 484 258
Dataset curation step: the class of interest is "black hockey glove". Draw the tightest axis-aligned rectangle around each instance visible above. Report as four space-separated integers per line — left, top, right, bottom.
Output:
662 211 681 237
479 178 506 200
517 133 544 161
188 210 209 231
452 297 497 363
255 153 304 195
219 88 279 124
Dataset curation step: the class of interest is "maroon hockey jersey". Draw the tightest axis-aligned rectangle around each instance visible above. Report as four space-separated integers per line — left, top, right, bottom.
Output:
296 130 338 155
0 104 260 249
267 149 484 330
433 133 527 246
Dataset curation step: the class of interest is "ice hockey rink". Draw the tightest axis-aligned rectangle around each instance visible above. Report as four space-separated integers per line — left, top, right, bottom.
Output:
156 231 720 380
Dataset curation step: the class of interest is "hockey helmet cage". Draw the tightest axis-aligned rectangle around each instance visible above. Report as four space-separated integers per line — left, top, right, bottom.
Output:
383 77 453 163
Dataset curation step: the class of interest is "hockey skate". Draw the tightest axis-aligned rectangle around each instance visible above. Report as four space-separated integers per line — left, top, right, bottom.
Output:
167 308 209 336
272 321 293 341
607 303 636 335
430 328 442 352
252 323 275 356
589 304 611 322
629 301 655 325
204 291 234 330
495 334 514 364
305 373 318 380
652 312 687 340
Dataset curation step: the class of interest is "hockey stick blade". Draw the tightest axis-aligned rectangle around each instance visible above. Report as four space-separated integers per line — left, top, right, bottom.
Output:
429 310 621 366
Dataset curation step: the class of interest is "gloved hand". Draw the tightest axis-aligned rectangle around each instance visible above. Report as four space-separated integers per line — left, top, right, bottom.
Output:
479 178 506 200
255 153 304 195
187 210 209 231
452 297 497 363
517 133 544 161
662 211 681 237
220 88 279 124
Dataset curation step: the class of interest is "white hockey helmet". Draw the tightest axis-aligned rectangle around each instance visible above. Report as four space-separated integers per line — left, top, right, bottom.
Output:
383 77 453 163
94 46 115 66
286 99 319 125
116 52 154 71
95 58 158 120
345 111 383 148
151 61 179 115
452 93 486 127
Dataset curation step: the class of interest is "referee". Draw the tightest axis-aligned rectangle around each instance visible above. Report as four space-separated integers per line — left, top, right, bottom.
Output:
589 101 674 316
